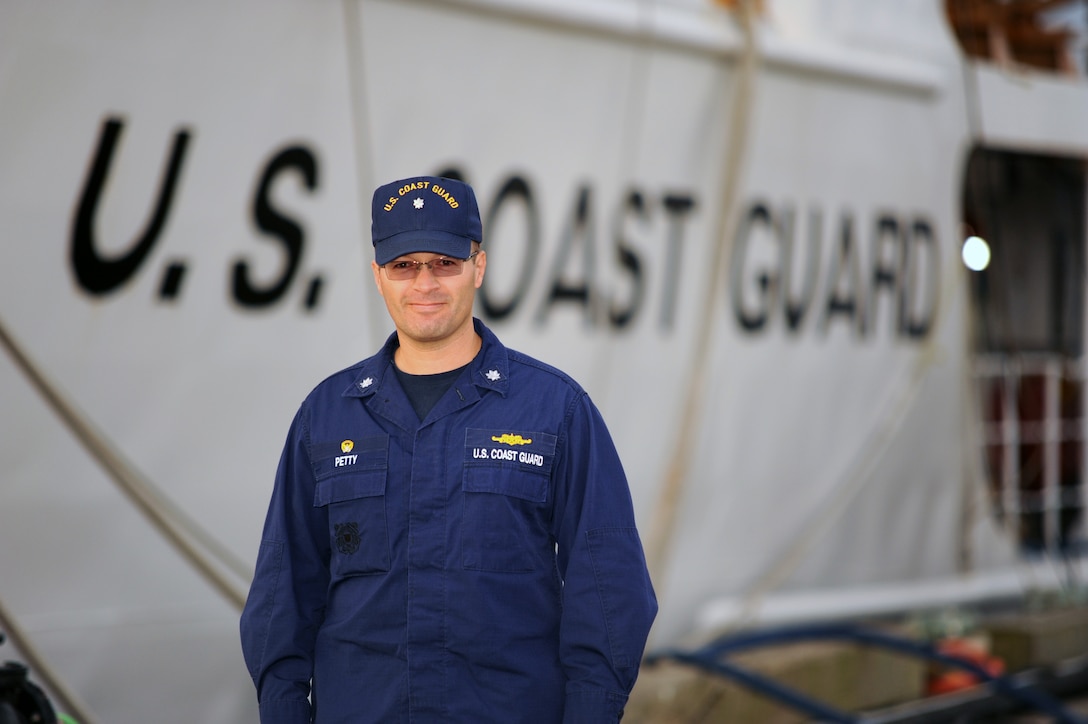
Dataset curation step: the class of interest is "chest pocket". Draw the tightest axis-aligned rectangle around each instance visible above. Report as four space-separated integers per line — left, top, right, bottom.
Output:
313 434 390 577
462 428 557 572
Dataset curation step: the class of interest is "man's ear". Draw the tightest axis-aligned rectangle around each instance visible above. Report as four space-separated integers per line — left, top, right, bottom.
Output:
371 260 385 297
473 250 486 289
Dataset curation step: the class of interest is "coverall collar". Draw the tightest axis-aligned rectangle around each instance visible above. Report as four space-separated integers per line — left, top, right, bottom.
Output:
343 317 509 401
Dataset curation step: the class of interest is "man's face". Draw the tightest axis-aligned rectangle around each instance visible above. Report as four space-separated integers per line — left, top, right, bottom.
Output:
371 249 486 347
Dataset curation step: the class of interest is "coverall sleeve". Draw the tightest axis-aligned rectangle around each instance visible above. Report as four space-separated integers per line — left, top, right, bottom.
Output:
240 405 330 724
552 393 658 723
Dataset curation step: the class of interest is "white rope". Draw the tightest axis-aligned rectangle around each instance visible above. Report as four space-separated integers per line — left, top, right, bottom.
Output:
645 0 761 596
0 315 251 609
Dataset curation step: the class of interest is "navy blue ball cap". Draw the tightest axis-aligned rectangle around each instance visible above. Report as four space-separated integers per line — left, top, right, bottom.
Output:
371 176 483 265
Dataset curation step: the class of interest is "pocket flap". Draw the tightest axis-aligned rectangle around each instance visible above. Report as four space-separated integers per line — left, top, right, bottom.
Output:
463 466 548 503
314 470 386 507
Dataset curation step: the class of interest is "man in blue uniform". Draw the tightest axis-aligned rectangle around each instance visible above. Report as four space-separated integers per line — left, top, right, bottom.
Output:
240 175 657 723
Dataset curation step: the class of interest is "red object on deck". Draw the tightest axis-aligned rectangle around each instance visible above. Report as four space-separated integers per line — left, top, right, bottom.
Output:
927 637 1007 696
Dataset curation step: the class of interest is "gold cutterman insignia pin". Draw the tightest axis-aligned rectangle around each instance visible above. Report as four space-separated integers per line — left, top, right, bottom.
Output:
492 434 532 446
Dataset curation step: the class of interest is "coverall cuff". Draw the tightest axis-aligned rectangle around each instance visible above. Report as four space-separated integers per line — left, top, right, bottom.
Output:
258 697 311 724
563 686 628 723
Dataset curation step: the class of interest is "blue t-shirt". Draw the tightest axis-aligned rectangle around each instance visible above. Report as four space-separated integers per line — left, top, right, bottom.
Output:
393 361 469 420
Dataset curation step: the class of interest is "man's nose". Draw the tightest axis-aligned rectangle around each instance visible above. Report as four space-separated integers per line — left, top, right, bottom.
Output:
412 264 441 287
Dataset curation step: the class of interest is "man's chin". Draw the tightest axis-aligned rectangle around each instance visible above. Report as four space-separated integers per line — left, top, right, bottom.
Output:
400 319 454 343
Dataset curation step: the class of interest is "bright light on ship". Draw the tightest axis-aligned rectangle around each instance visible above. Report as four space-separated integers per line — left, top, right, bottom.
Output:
961 235 990 271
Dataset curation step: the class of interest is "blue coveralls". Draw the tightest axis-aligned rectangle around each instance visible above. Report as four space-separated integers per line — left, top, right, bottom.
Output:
240 319 658 723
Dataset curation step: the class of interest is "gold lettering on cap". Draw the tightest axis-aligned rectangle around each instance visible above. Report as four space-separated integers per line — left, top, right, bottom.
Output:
430 184 460 209
397 180 432 196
